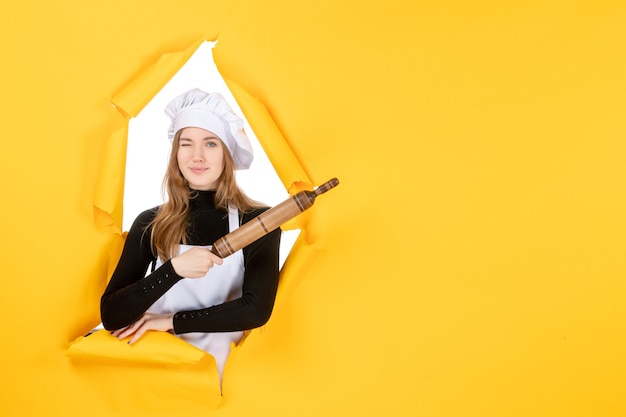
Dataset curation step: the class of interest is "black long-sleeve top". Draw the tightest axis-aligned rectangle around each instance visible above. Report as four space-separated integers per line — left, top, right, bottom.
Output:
100 190 281 334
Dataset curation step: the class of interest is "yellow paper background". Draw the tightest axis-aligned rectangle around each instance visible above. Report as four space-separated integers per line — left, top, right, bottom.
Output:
1 1 625 416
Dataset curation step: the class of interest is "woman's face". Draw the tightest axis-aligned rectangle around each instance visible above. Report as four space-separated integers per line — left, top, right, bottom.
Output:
176 127 225 190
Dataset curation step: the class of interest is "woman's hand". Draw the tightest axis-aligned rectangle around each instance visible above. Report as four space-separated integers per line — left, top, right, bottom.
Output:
111 312 175 345
171 247 223 278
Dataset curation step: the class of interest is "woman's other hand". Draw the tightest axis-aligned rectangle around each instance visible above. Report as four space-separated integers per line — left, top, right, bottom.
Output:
111 312 175 345
171 247 223 278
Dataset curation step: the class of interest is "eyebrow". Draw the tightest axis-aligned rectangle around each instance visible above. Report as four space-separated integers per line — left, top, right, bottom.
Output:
179 136 220 141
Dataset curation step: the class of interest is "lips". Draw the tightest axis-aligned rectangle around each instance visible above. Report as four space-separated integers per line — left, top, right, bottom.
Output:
189 167 208 174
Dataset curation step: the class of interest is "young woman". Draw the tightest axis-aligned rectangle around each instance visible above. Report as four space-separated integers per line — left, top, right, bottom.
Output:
100 89 281 376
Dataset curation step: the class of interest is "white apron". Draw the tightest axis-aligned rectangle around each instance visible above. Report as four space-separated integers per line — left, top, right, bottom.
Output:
147 206 245 377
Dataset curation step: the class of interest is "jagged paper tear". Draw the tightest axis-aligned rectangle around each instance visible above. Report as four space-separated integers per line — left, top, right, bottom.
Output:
84 39 319 373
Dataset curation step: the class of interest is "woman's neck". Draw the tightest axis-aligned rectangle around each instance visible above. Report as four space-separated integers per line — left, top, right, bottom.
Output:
190 189 218 210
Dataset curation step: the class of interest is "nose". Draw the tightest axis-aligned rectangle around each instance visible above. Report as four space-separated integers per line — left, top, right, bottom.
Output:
192 145 204 162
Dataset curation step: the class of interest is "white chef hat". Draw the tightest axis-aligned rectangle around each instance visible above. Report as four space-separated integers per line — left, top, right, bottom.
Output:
164 88 254 170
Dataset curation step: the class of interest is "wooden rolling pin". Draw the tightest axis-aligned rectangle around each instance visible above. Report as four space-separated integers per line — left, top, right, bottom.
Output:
210 178 339 258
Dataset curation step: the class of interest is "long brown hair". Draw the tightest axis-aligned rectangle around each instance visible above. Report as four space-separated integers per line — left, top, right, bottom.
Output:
149 130 264 261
